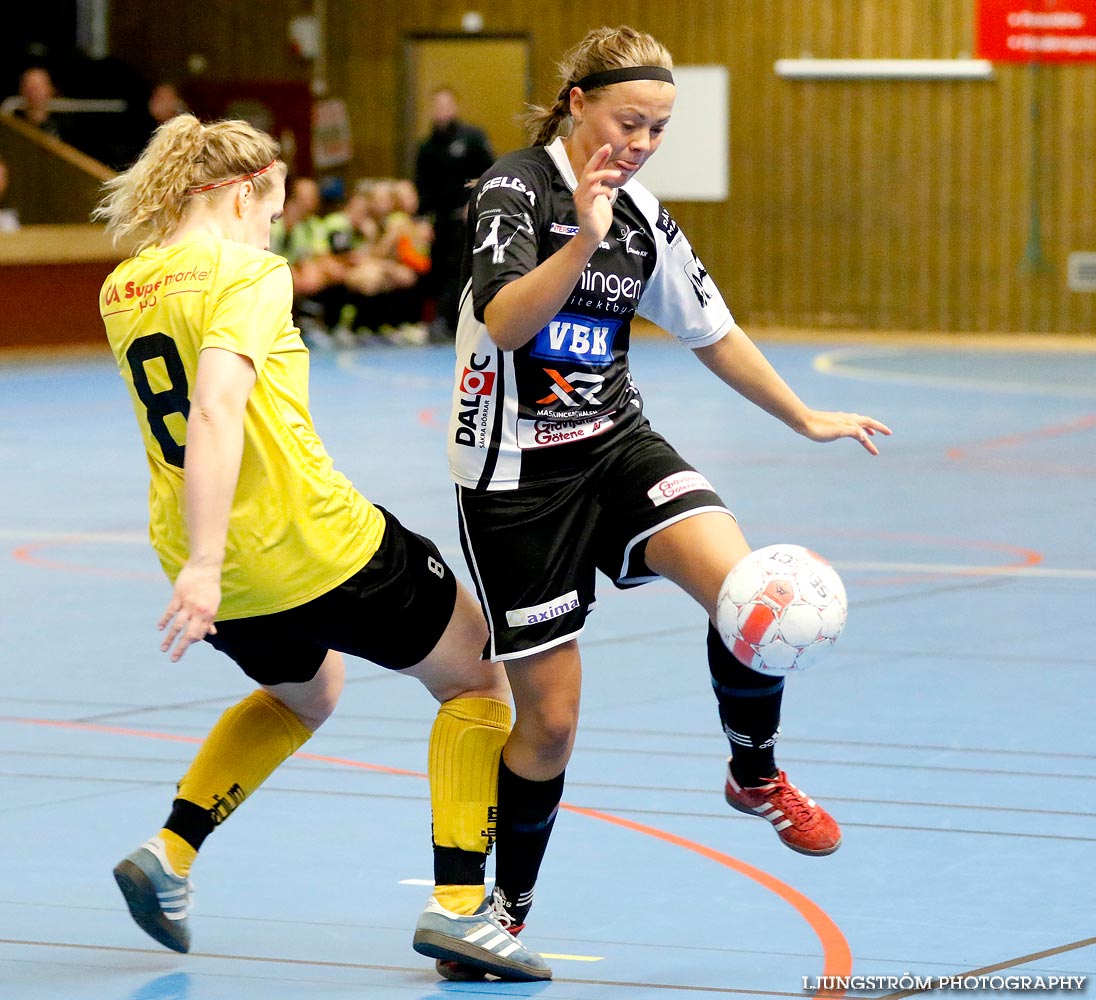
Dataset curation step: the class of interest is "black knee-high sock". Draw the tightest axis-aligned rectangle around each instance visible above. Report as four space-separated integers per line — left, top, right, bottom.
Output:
707 621 785 787
492 758 565 927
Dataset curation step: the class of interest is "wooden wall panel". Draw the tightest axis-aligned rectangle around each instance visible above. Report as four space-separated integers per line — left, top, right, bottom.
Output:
0 115 113 224
108 0 312 86
106 0 1096 334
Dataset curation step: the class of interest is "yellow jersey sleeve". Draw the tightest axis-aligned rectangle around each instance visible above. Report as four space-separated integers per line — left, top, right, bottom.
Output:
202 254 293 372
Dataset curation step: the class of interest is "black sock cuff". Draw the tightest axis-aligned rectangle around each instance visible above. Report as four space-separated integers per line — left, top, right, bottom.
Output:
707 621 785 694
499 758 565 826
433 845 488 886
164 798 216 851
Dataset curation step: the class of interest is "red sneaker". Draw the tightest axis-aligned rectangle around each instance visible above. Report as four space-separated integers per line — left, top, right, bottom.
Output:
724 760 842 856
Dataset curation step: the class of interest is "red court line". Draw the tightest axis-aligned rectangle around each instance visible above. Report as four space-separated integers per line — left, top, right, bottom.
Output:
4 714 852 994
418 406 444 428
754 525 1042 590
755 526 1043 568
946 414 1096 463
11 527 1044 593
1 717 423 777
564 803 853 987
11 539 161 581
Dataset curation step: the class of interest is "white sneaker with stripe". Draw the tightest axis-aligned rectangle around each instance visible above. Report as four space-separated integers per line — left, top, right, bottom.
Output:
112 836 194 952
412 895 552 981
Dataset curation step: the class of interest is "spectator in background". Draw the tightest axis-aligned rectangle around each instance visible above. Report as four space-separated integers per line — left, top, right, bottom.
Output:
0 155 19 232
367 178 434 284
10 66 65 141
269 176 345 343
118 81 191 166
148 82 188 127
324 179 427 345
381 179 434 276
414 86 494 339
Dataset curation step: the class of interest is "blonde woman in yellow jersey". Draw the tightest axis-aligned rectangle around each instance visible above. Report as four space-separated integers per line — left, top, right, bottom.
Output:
95 115 549 982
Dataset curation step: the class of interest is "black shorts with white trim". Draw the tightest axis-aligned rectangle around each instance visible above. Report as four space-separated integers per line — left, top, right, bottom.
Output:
456 424 732 661
206 506 458 684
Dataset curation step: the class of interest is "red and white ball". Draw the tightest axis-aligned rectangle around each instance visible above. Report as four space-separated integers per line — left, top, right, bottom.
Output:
716 544 848 675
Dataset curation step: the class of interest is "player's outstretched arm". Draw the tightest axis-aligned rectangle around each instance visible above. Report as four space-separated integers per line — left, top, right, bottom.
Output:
693 324 892 455
158 347 256 661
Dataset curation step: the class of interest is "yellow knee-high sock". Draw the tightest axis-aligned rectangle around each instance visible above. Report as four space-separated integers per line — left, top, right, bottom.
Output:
159 689 313 875
429 696 512 914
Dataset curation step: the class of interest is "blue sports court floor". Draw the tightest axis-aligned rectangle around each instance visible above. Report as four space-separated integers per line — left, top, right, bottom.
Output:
1 333 1093 999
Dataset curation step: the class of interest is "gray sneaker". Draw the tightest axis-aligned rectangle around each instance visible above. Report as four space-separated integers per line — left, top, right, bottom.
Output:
112 837 193 953
412 895 552 981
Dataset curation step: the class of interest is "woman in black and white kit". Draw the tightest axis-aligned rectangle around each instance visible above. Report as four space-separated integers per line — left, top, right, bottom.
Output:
428 24 891 981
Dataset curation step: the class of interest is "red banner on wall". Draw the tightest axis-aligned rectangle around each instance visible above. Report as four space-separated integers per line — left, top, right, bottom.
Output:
976 0 1096 61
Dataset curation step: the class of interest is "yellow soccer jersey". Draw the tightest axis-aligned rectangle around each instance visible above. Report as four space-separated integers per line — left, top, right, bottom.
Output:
100 234 384 619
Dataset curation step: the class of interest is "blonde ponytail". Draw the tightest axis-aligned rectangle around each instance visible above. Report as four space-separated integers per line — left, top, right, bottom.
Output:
94 115 281 251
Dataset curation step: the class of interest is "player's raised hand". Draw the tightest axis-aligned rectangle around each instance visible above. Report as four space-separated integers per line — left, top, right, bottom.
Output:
801 410 893 455
573 143 621 244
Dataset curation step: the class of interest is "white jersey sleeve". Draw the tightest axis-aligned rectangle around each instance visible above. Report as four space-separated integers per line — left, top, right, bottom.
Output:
624 180 734 350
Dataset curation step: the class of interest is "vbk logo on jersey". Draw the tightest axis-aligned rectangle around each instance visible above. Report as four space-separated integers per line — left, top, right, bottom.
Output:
656 204 681 245
529 313 621 366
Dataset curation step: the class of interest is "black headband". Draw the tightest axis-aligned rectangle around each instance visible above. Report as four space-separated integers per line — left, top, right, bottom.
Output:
559 65 674 101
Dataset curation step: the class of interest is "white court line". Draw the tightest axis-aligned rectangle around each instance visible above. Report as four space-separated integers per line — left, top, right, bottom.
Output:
836 560 1096 580
334 349 451 388
814 346 1096 397
0 530 146 543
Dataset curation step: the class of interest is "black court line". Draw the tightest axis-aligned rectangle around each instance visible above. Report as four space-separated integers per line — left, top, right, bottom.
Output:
2 771 1090 839
559 807 1096 843
877 936 1096 999
0 939 814 997
3 745 1091 804
577 728 1096 762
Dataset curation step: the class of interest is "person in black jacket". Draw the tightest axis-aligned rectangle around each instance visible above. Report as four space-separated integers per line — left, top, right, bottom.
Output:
414 86 494 338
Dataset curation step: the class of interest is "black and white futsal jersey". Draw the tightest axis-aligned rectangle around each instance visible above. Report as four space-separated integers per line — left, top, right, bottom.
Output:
447 137 734 491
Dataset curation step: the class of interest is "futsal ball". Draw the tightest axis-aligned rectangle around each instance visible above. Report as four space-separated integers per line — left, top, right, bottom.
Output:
716 544 847 675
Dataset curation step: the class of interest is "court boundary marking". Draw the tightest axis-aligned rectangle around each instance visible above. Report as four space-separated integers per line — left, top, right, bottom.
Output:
811 344 1096 397
876 936 1096 1000
12 529 1096 582
1 715 853 996
0 938 816 996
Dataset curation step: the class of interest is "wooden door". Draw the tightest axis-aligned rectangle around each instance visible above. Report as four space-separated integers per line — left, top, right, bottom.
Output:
403 35 530 174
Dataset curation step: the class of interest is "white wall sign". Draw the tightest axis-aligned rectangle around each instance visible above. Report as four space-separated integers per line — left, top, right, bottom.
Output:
638 65 729 202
